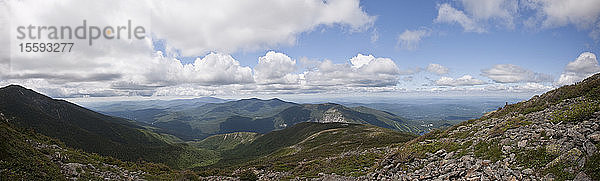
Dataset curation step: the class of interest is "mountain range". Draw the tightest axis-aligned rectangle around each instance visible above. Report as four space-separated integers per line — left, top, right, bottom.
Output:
1 73 600 180
0 84 419 179
89 97 420 140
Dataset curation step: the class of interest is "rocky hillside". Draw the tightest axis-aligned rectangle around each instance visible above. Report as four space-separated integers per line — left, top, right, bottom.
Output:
369 74 600 180
201 122 417 180
0 119 210 180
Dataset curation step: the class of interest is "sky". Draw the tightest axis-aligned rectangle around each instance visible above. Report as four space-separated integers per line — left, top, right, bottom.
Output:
1 0 600 101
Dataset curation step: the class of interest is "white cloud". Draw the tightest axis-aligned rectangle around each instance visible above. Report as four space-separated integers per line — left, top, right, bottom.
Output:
435 3 485 33
147 52 254 86
523 0 600 39
529 0 600 29
1 0 376 97
435 75 485 86
254 51 299 85
426 64 449 75
481 64 553 83
397 29 431 50
304 54 402 88
556 52 600 86
150 0 375 55
434 1 517 32
434 0 600 39
461 0 517 28
483 82 553 93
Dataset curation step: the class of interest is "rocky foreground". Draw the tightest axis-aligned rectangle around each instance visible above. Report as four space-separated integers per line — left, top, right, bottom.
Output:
370 97 599 181
26 140 146 180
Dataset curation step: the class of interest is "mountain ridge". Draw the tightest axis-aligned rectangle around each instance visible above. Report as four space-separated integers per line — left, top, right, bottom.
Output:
0 85 217 169
91 96 420 140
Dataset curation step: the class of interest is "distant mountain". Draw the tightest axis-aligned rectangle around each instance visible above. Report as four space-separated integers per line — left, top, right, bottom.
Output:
149 98 298 140
340 98 513 133
84 97 228 123
0 85 217 169
92 97 420 140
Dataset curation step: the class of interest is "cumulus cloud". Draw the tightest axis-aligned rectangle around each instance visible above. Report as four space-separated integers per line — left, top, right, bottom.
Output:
481 64 553 83
304 54 401 88
397 29 430 50
1 0 376 97
435 3 485 33
253 51 299 85
426 64 449 75
435 75 486 86
150 0 375 55
556 52 600 86
147 52 254 85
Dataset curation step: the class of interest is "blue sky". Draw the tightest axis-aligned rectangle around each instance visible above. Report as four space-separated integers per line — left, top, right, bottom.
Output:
2 0 600 100
226 0 596 75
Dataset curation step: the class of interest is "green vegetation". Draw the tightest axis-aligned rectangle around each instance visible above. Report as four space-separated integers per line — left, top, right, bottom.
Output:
155 98 298 136
205 122 416 177
350 106 419 133
102 97 421 142
0 122 64 180
0 85 419 179
392 136 471 165
584 153 600 180
544 163 575 181
3 72 599 179
515 147 557 169
473 140 502 162
489 116 531 136
217 122 355 165
293 153 379 177
0 121 205 180
551 101 600 123
0 85 219 169
236 170 258 181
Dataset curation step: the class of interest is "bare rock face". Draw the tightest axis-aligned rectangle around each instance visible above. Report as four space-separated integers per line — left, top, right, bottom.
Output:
317 108 351 123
